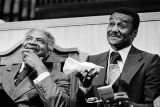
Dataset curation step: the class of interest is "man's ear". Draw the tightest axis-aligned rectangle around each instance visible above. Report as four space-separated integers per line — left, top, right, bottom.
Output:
132 29 138 40
48 50 51 56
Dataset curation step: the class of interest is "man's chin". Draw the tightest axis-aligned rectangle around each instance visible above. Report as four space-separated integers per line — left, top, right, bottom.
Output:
108 40 122 46
109 41 124 50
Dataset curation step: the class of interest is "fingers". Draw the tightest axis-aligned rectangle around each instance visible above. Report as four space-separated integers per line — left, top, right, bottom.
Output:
154 96 160 107
82 69 89 77
82 68 99 81
75 67 99 87
154 102 160 107
114 92 129 101
75 66 86 78
21 49 42 66
86 97 98 102
91 70 99 78
83 68 99 77
22 48 35 55
76 67 95 78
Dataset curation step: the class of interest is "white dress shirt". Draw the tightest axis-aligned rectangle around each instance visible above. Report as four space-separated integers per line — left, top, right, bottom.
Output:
109 45 131 72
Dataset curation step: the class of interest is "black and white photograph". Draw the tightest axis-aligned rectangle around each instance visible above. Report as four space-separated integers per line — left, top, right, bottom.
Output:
0 0 160 107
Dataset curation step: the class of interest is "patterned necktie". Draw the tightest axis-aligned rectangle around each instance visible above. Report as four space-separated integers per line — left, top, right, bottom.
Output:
110 52 121 64
107 52 122 85
15 66 30 86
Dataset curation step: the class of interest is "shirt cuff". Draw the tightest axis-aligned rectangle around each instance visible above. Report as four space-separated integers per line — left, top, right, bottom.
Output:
33 72 50 84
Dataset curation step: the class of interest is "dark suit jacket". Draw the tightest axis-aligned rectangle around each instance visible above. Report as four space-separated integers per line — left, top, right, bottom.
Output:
75 46 160 107
0 62 70 107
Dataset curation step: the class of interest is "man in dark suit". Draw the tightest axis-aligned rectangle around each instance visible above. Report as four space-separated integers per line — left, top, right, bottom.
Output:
0 28 70 107
74 7 160 107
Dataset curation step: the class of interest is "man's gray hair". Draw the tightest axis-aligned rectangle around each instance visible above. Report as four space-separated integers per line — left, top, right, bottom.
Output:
25 28 55 51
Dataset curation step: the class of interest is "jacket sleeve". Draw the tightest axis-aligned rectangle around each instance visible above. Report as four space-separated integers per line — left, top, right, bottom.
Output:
132 54 160 107
75 55 99 107
33 71 70 107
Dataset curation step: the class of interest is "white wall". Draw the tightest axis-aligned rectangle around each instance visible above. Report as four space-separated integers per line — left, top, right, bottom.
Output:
0 12 160 58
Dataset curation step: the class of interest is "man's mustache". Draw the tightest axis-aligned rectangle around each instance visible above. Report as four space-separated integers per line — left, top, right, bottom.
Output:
108 32 122 38
23 44 40 52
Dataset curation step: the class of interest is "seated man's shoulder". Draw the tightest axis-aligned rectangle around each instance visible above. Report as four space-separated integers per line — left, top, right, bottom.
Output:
140 50 160 61
87 51 109 62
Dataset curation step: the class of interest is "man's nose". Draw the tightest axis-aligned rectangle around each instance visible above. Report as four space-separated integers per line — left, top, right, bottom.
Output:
27 40 38 46
112 25 118 32
29 42 37 45
28 39 37 44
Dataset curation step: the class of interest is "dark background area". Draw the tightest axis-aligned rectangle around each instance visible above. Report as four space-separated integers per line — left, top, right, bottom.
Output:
0 0 160 22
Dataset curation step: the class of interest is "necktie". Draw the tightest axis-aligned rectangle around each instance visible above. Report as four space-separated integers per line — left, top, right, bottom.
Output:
107 52 122 85
15 66 30 86
110 52 121 64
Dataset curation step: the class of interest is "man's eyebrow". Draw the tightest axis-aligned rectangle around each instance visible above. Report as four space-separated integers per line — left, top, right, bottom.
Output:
26 35 32 38
36 38 46 42
36 37 44 40
117 18 131 23
122 19 131 24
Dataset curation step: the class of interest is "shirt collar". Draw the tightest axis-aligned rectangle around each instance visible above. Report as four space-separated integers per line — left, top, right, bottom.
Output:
109 45 131 63
19 62 25 73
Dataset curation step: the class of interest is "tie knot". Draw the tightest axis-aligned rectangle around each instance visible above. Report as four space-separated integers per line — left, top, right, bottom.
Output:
110 52 121 64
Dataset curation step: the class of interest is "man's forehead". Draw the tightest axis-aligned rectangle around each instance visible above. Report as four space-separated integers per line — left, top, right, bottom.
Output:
26 30 47 39
110 12 133 22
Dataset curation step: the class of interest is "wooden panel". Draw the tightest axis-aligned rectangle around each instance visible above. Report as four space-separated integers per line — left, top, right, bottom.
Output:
35 0 160 19
1 0 36 21
1 0 160 21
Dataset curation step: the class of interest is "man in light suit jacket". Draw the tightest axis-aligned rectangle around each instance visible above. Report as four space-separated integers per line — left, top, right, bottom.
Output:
0 28 70 107
74 7 160 107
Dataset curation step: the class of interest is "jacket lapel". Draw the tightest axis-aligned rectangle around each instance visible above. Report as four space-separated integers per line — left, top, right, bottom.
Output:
11 62 53 100
1 63 34 100
2 62 53 101
92 52 109 86
11 75 34 100
120 46 144 85
11 68 35 100
2 64 21 96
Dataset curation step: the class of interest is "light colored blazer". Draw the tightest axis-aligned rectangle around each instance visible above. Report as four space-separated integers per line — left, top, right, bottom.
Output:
0 62 70 107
